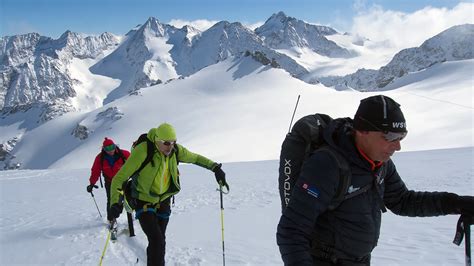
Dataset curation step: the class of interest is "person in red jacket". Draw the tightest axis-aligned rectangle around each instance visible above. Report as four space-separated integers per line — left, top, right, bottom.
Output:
87 137 130 223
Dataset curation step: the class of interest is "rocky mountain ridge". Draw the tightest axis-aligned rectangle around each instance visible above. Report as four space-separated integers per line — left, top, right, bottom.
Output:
320 24 474 91
0 31 120 119
1 12 353 112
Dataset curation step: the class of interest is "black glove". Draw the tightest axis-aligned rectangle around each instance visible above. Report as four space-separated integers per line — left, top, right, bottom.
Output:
442 193 474 215
213 163 229 191
86 184 98 193
110 203 123 219
456 196 474 216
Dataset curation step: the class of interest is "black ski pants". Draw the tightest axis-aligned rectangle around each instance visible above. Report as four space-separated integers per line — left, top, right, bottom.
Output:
312 254 371 266
104 181 113 222
138 199 171 266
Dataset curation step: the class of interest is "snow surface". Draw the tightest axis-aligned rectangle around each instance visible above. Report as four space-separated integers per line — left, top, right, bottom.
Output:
69 56 121 112
0 147 472 265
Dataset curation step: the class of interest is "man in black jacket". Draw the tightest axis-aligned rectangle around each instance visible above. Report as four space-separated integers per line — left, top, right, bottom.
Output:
276 95 473 266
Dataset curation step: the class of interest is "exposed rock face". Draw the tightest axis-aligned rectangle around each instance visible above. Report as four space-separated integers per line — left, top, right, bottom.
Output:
0 137 20 170
95 106 124 122
0 31 120 119
72 124 89 140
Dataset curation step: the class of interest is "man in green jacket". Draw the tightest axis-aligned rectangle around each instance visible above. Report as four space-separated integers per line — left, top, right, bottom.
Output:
109 123 228 266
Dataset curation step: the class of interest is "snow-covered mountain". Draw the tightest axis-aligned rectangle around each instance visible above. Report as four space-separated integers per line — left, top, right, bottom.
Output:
320 24 474 91
0 13 473 170
255 11 355 58
1 12 351 111
89 18 190 103
0 31 120 121
92 17 310 102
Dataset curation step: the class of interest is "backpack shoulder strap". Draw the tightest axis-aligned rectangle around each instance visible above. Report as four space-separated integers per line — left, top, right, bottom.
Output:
100 151 105 168
98 151 106 187
145 137 155 168
318 146 352 211
320 146 374 210
131 136 155 177
173 144 180 165
117 148 127 162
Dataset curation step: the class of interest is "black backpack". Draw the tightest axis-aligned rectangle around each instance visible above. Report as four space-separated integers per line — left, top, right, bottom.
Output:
278 113 370 212
132 133 156 171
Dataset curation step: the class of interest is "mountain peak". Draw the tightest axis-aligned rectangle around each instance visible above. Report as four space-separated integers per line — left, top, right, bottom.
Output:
144 17 160 26
257 12 336 36
58 30 75 40
268 11 290 23
275 11 287 17
210 20 231 29
135 17 178 38
203 21 251 36
259 11 292 29
142 17 162 30
255 12 352 58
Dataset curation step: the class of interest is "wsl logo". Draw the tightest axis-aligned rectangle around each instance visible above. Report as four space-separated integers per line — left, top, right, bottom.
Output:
392 121 406 129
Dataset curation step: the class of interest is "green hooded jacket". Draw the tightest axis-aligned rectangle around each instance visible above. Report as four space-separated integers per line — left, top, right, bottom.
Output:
110 129 218 207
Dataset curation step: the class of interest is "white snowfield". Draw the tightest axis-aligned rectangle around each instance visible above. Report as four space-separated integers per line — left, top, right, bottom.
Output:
0 147 472 265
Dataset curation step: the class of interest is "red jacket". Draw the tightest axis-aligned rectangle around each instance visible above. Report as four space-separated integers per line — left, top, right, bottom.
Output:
89 149 130 184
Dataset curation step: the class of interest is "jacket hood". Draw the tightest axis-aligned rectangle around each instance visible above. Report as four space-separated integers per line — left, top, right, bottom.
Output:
147 128 158 142
323 118 371 170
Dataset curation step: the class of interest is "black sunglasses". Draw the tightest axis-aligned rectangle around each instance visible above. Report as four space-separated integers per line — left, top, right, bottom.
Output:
358 117 407 142
156 140 176 146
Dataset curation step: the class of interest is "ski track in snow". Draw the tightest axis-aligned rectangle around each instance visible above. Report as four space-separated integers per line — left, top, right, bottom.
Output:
0 147 472 265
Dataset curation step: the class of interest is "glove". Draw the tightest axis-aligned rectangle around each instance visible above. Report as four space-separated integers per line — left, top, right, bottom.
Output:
442 193 474 215
456 196 474 216
213 163 229 191
110 203 123 219
86 184 98 193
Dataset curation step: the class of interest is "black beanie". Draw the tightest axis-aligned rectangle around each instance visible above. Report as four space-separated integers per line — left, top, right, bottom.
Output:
353 95 407 133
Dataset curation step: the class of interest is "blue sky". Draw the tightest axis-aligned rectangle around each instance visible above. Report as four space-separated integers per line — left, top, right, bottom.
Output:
0 0 470 38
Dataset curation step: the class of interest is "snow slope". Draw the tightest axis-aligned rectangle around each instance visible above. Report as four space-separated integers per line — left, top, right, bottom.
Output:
0 147 471 265
5 56 473 169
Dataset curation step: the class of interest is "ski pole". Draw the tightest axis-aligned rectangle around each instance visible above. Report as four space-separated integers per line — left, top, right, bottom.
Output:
465 215 472 266
127 212 135 237
219 184 226 266
99 230 112 266
453 214 472 266
288 94 301 133
90 191 103 218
